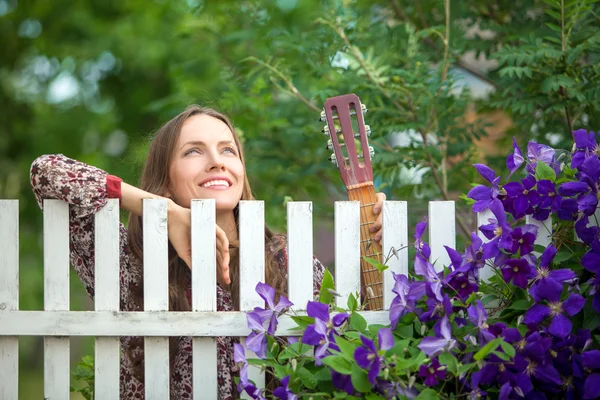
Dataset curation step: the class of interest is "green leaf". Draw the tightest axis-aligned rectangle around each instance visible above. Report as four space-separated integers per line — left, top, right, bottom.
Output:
415 388 439 399
319 269 335 304
458 362 475 375
438 352 458 374
322 355 353 375
492 350 512 362
351 363 373 393
362 256 388 273
296 366 318 389
394 323 414 338
510 299 533 310
535 162 556 182
500 340 516 358
347 292 358 312
350 312 368 333
335 335 358 360
474 338 501 361
553 252 573 264
291 315 313 330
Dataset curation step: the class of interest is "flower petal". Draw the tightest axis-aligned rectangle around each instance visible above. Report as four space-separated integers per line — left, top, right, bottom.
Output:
548 313 572 338
255 282 276 309
378 328 394 351
474 163 498 183
584 373 600 399
582 351 600 369
563 293 586 316
524 304 550 324
306 301 330 322
354 346 372 369
234 343 246 363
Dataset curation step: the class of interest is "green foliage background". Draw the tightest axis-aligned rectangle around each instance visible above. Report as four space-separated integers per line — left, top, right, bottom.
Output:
1 0 598 397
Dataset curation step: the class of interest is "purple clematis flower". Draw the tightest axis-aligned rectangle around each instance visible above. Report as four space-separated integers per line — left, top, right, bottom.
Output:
503 175 540 217
501 257 535 289
468 300 495 345
414 217 431 259
503 224 538 256
529 244 577 301
418 315 457 357
389 273 426 328
467 164 502 212
526 141 558 175
273 375 297 400
524 283 586 338
571 129 598 169
418 358 447 387
246 311 268 359
331 370 354 394
253 282 293 335
301 301 348 365
234 343 266 399
354 328 394 384
479 199 512 259
507 137 525 178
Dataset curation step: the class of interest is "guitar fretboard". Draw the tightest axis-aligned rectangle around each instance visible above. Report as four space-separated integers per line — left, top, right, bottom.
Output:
348 183 383 310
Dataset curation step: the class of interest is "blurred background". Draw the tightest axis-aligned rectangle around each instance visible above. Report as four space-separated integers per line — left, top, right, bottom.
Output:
1 0 599 397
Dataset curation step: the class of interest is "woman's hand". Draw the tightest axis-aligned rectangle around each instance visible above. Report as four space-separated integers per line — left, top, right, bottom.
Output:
167 200 231 286
370 192 386 243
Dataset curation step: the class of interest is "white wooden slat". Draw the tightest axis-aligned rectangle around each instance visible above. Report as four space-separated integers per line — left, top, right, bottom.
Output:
382 201 408 310
94 199 120 399
287 202 314 309
143 199 170 400
0 309 392 336
239 201 265 394
477 208 495 283
334 201 361 309
526 215 552 248
428 201 456 272
191 199 217 400
43 200 70 399
0 200 19 400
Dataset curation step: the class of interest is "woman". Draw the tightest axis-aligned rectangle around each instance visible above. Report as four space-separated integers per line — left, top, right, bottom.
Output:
30 105 386 399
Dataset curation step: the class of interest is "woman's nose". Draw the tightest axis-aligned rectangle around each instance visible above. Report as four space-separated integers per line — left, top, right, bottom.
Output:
206 153 225 171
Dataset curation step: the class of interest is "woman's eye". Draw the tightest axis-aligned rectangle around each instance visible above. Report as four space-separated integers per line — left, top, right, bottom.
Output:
184 148 201 156
223 147 237 155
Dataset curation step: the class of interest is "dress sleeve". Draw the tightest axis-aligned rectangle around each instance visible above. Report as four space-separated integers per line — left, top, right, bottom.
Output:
30 154 139 309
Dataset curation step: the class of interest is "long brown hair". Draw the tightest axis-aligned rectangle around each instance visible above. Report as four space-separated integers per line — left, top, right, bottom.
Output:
125 105 287 383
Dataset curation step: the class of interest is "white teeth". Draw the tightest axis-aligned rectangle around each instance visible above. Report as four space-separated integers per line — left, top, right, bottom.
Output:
201 180 230 188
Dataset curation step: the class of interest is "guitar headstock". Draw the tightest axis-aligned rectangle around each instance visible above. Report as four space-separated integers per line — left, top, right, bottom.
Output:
321 94 374 188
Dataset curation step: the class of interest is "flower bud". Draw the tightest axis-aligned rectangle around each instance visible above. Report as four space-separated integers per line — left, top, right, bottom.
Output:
291 358 297 372
408 375 416 388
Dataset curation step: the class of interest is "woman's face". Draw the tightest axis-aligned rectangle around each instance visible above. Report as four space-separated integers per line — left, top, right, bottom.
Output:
169 114 245 212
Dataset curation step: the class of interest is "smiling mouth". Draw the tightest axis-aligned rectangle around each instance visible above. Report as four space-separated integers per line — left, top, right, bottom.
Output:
200 179 231 189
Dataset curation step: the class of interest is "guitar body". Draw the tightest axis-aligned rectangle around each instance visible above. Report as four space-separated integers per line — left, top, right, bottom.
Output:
321 94 384 310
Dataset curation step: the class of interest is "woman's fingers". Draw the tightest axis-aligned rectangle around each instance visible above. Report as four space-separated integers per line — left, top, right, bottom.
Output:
370 192 386 242
215 225 231 285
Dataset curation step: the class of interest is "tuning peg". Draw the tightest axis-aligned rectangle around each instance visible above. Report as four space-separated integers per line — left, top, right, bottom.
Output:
329 153 338 167
320 110 327 122
369 146 375 158
322 126 330 136
327 140 346 150
354 125 372 138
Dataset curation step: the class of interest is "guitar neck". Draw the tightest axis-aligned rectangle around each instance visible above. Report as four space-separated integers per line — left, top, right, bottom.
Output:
347 182 383 310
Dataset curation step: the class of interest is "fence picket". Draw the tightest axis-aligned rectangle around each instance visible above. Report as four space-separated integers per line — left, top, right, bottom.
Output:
287 202 314 309
428 201 456 272
335 201 361 309
239 201 265 393
94 199 121 399
191 199 218 400
143 199 170 399
43 200 71 399
477 208 495 282
526 216 552 248
0 200 18 399
382 201 408 309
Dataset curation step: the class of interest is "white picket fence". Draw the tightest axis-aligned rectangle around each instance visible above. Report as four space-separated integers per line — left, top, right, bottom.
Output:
0 198 551 399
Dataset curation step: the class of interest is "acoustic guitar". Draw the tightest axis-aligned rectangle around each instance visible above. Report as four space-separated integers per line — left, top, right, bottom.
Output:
321 93 383 311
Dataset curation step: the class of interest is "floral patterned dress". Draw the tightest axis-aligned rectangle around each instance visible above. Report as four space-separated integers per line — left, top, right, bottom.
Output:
30 154 325 399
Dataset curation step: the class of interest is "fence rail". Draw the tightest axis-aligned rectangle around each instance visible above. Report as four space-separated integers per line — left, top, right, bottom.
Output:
0 198 550 399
